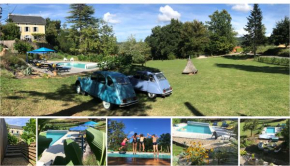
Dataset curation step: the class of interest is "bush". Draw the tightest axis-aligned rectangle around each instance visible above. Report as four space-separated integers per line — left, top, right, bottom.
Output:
0 69 15 78
8 133 19 145
1 53 28 70
254 56 289 66
14 40 34 54
167 53 176 60
257 45 289 57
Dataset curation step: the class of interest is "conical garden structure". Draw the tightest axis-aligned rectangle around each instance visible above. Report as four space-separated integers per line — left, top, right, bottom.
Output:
182 57 198 74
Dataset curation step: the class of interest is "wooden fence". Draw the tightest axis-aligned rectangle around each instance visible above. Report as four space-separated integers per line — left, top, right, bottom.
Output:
18 141 36 166
0 119 8 164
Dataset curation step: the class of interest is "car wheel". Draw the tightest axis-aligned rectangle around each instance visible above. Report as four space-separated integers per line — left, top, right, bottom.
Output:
148 93 156 99
103 101 113 110
76 84 82 94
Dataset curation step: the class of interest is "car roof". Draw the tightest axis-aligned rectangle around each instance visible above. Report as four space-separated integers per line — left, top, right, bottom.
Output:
136 71 162 75
93 71 126 78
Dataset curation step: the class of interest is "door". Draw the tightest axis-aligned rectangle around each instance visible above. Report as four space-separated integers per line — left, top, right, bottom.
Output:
95 73 106 99
105 76 117 104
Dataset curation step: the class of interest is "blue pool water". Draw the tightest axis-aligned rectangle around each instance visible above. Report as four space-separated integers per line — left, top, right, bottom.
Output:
46 131 67 146
57 62 87 69
266 127 275 134
107 153 170 159
178 124 212 134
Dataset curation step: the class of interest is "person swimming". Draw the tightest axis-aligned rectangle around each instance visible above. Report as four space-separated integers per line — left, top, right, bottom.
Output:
139 133 148 152
148 133 159 157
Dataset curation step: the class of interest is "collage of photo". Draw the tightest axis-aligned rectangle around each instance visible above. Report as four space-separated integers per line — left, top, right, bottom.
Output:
0 118 289 166
0 1 289 166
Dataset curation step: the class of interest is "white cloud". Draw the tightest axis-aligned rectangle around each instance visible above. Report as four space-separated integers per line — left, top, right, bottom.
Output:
236 28 248 37
158 5 181 22
232 4 253 12
129 131 134 135
103 12 120 24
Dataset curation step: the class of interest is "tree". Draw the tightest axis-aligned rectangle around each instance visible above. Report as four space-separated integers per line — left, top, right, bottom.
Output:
14 39 33 53
270 16 289 47
179 20 209 58
158 133 171 152
45 18 61 48
21 118 36 145
107 120 127 150
242 4 266 56
243 119 259 136
66 4 97 31
0 22 21 40
207 10 237 55
281 119 289 148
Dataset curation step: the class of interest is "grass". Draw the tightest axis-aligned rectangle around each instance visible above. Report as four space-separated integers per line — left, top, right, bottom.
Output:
173 144 185 156
1 56 289 116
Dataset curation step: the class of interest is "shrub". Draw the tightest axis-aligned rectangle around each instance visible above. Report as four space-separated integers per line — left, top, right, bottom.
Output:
14 40 34 54
1 53 27 69
8 133 19 145
254 56 289 66
167 53 176 60
240 150 247 156
0 69 15 78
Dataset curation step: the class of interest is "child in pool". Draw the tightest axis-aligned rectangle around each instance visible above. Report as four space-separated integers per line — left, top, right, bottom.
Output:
139 133 148 152
148 133 159 157
131 133 140 155
119 137 129 151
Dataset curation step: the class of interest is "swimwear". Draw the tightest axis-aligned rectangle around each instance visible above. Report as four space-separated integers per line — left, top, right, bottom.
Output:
121 142 126 146
140 141 144 144
153 142 157 145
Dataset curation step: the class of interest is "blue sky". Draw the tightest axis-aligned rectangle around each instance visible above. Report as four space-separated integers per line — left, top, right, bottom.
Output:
109 118 171 137
1 4 289 41
4 118 30 126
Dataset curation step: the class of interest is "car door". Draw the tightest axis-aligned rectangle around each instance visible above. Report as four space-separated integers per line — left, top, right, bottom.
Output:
89 74 98 96
82 74 95 94
140 74 149 91
95 73 106 99
105 76 117 104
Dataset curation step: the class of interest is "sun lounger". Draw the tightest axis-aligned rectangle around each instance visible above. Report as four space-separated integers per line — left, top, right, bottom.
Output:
70 57 74 61
63 57 68 61
221 121 229 127
212 121 218 126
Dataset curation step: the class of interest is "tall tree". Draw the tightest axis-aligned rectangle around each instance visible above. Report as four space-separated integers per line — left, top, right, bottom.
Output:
242 4 266 56
0 22 21 40
207 10 237 55
243 119 259 136
45 18 61 49
270 16 289 47
107 120 127 150
21 118 36 145
281 119 289 148
179 20 209 58
66 4 97 31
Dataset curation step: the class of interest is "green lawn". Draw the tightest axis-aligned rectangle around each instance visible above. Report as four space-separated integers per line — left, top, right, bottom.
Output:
1 56 289 116
173 144 185 156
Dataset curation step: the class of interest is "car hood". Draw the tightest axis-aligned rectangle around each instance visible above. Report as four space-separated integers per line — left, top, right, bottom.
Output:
116 84 136 99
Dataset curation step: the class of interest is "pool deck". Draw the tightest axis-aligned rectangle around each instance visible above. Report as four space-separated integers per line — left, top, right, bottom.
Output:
173 123 232 139
31 60 99 76
38 131 79 165
108 157 171 165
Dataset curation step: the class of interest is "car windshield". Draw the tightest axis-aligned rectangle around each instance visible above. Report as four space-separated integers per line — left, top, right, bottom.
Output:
155 73 166 81
115 77 130 84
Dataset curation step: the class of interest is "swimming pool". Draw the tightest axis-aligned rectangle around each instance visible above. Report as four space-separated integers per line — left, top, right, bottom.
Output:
178 122 212 134
266 127 276 134
46 130 68 146
57 62 98 69
107 152 170 159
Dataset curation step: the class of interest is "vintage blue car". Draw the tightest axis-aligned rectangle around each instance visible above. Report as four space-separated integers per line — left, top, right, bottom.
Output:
128 71 172 98
75 71 138 109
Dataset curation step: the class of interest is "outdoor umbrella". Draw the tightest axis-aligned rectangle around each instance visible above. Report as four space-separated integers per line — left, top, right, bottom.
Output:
69 125 88 131
26 47 55 62
83 121 98 127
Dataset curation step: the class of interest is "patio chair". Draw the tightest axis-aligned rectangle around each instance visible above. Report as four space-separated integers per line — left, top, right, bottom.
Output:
221 121 229 127
258 142 264 150
281 123 286 129
276 123 280 127
63 57 68 61
70 57 74 61
212 121 218 126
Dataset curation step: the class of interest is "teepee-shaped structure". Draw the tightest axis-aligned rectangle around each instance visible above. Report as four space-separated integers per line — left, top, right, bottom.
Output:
182 57 198 74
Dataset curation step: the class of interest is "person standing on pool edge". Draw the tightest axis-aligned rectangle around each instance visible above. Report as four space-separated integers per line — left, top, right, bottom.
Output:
131 133 139 155
139 133 148 152
148 133 159 157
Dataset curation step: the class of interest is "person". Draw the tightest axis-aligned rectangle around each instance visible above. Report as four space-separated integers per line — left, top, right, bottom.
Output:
131 133 139 155
139 134 148 152
119 137 129 151
148 133 159 157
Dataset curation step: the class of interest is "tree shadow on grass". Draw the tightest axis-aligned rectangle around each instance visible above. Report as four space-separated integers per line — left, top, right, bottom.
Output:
184 102 204 116
215 63 289 75
118 64 160 75
4 83 153 116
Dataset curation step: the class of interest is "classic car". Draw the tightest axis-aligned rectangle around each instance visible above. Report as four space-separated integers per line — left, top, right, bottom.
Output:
75 71 138 109
128 71 172 98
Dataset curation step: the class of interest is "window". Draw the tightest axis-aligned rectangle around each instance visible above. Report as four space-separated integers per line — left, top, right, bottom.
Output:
149 75 155 82
33 27 38 32
97 74 106 84
11 130 14 133
116 77 130 84
107 76 114 87
25 27 30 32
91 74 97 80
17 131 19 134
155 73 166 81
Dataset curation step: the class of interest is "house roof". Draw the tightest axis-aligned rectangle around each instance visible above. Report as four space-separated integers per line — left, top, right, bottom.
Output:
8 125 23 130
9 14 46 25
